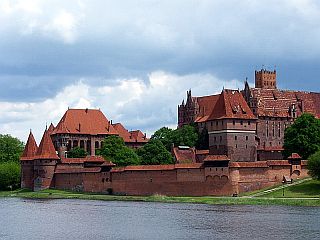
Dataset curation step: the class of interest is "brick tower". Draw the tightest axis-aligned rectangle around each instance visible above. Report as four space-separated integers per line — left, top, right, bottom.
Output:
20 131 38 189
255 69 277 89
33 128 59 191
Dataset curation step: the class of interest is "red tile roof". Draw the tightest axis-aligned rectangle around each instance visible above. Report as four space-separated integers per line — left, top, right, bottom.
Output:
47 123 55 135
288 153 302 160
204 155 230 161
52 109 118 135
174 163 203 169
60 156 105 164
230 161 268 168
249 88 320 118
195 150 209 155
112 123 149 143
266 160 291 166
21 131 38 161
195 94 220 122
36 129 59 160
112 163 203 172
55 165 101 174
208 89 256 120
112 123 131 142
129 130 149 143
173 147 196 163
60 156 115 166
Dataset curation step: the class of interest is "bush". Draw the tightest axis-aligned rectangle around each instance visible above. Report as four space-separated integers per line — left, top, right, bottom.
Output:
0 134 24 163
0 162 21 190
68 147 87 158
137 139 174 165
308 150 320 180
99 135 141 166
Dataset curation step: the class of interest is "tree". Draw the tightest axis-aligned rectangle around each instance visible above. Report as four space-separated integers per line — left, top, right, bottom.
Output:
171 125 198 148
307 150 320 179
283 113 320 159
151 127 174 151
0 162 21 190
67 147 87 158
137 139 174 165
0 134 24 163
151 125 199 152
99 135 140 166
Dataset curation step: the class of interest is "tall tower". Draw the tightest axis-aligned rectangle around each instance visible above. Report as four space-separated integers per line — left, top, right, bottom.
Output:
255 69 277 89
33 128 59 191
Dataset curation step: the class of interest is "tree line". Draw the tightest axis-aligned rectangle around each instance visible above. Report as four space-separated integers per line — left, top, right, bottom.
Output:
69 124 208 167
0 135 23 190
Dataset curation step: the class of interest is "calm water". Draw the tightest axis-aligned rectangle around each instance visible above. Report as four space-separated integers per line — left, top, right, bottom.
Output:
0 198 319 240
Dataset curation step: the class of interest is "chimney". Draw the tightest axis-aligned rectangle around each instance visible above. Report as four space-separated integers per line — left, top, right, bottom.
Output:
78 123 81 132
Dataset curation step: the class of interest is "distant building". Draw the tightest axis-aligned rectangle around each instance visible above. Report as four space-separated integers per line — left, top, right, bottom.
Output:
178 69 320 161
50 108 148 158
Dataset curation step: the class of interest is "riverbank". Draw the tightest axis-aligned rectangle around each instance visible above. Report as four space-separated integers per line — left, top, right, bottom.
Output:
1 183 320 206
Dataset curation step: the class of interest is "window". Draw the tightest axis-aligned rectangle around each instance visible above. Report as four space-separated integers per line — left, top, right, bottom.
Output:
235 136 237 140
220 136 222 142
246 136 248 141
233 120 235 125
248 121 251 125
240 121 243 125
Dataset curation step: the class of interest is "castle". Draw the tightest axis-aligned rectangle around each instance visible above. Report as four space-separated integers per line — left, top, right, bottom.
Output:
178 69 320 161
20 69 314 196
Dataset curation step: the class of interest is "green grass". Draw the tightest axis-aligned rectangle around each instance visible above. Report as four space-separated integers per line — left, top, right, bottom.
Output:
1 186 320 206
261 179 320 198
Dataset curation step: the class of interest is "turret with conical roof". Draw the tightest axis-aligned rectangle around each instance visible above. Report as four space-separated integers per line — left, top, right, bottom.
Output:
21 131 38 161
36 129 59 160
20 130 38 189
33 128 59 191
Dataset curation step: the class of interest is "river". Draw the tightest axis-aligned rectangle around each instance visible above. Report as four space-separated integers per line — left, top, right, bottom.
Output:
0 198 319 240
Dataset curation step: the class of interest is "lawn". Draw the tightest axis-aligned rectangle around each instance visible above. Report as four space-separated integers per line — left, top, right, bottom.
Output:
260 179 320 198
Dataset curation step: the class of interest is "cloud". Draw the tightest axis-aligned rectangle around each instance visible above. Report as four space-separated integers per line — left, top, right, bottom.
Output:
0 0 320 142
0 71 242 142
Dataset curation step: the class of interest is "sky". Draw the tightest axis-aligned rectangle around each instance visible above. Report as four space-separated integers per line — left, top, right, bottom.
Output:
1 0 320 142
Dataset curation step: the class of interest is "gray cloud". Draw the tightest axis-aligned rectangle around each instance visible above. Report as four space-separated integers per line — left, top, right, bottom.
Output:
1 0 320 139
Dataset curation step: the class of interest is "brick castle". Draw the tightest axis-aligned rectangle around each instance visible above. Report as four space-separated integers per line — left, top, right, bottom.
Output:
20 69 315 196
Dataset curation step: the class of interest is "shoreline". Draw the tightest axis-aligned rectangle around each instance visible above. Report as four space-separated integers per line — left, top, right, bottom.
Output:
1 189 319 207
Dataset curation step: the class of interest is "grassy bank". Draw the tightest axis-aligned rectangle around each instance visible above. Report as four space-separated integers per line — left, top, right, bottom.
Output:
256 179 320 198
1 186 320 206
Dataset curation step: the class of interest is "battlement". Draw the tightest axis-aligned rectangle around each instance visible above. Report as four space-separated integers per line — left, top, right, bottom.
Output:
255 69 277 89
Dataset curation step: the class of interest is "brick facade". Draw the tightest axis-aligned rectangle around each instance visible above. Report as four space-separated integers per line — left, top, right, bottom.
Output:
178 69 320 161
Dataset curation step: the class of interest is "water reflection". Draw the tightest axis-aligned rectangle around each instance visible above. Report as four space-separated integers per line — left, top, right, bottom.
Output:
0 198 319 240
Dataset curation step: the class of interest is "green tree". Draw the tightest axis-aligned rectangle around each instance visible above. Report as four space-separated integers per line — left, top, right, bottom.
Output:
0 134 24 163
99 135 141 166
137 139 174 165
151 127 174 151
67 147 87 158
0 162 21 190
283 113 320 159
171 125 198 148
307 150 320 179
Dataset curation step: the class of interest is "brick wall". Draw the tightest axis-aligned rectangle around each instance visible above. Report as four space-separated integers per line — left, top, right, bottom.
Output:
51 161 309 196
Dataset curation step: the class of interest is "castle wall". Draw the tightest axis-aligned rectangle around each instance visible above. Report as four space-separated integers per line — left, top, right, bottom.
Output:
50 161 309 196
